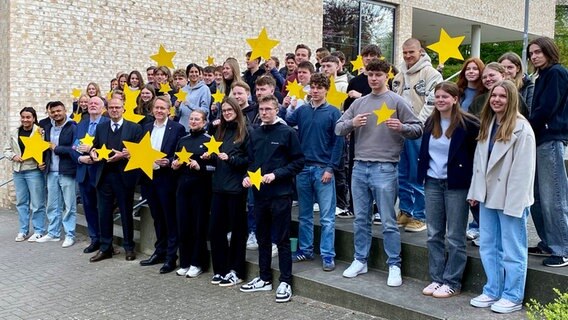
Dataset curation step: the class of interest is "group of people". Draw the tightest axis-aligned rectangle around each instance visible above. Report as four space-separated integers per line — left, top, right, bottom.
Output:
6 35 568 312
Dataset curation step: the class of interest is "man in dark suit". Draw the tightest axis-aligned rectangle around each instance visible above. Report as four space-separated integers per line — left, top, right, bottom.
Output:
139 96 186 273
73 96 109 253
89 98 143 262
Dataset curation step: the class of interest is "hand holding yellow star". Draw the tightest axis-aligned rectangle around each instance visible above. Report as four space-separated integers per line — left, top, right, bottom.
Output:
175 147 194 165
159 82 172 94
327 76 348 109
206 56 215 66
246 27 280 60
373 102 396 126
204 136 223 155
211 89 225 104
80 133 94 146
247 168 263 190
286 79 306 100
96 144 113 161
20 131 50 164
174 89 187 103
123 132 167 179
72 88 82 99
351 55 364 75
426 28 465 65
150 44 176 69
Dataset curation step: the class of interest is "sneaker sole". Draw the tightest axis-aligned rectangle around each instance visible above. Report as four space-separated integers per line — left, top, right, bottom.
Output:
387 280 402 287
219 280 243 287
275 296 291 303
433 292 460 298
186 271 203 278
211 280 222 285
470 300 497 308
543 261 568 267
337 215 355 219
491 304 522 313
405 227 426 232
240 285 273 292
373 221 382 225
246 246 259 250
342 267 368 278
528 252 551 257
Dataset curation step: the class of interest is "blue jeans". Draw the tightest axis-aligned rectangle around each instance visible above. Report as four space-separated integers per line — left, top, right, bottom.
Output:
352 161 401 267
13 169 46 234
398 138 425 221
424 178 469 290
531 140 568 257
479 203 528 304
46 172 77 239
296 166 336 258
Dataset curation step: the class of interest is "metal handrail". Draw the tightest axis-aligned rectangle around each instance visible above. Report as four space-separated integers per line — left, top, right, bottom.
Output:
0 155 13 187
444 70 461 82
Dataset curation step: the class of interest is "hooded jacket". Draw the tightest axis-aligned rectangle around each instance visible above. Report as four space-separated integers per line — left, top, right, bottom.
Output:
176 81 212 132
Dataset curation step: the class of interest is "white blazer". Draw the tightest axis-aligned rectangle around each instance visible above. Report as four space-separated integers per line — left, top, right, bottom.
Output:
467 116 536 218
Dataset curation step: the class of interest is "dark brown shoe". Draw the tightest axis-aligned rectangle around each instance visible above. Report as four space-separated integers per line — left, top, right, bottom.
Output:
90 250 112 262
83 242 100 254
125 250 136 261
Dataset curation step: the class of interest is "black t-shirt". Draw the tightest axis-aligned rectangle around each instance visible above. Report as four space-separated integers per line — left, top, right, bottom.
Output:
18 127 33 154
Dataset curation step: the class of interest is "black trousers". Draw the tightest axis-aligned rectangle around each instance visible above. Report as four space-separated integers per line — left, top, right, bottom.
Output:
255 195 292 284
335 137 350 210
209 191 247 278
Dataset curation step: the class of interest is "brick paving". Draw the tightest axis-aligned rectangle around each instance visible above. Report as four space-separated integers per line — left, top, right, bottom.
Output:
0 209 380 320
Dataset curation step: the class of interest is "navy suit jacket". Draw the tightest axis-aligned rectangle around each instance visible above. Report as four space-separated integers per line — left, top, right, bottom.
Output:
73 116 109 185
92 119 143 188
44 120 77 176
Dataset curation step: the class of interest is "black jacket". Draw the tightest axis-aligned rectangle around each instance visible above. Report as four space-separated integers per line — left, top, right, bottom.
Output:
174 129 214 180
210 122 249 194
248 121 305 198
44 120 77 176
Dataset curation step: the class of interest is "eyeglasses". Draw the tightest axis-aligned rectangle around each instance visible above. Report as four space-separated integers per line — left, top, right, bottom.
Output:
221 109 234 114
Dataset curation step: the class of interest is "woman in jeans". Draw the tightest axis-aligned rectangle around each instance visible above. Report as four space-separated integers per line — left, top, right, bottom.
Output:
417 82 479 298
4 107 47 242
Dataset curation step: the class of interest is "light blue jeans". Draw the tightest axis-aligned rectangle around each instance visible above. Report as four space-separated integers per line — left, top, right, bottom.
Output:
46 172 77 239
424 178 469 290
398 138 425 221
296 166 336 258
352 161 401 267
531 140 568 257
13 169 46 234
479 203 528 304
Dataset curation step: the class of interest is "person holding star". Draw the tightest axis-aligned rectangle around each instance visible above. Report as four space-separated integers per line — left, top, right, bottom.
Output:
335 58 422 287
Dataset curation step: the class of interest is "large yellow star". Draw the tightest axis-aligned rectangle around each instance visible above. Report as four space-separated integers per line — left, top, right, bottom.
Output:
123 132 166 179
373 102 396 126
20 131 50 164
286 79 306 100
96 144 112 160
206 56 215 66
80 133 94 146
72 88 82 99
159 82 172 94
204 136 223 156
427 28 465 65
174 89 187 103
175 146 193 165
327 76 348 110
150 44 176 69
246 27 280 60
211 89 225 104
247 168 263 191
387 66 395 80
351 55 364 75
71 108 82 121
123 86 144 123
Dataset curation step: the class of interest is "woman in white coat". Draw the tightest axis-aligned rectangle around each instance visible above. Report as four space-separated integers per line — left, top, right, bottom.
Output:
467 80 535 314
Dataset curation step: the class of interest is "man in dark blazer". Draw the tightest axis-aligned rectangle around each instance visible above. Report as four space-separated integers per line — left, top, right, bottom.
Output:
72 96 109 253
89 98 143 262
139 96 186 273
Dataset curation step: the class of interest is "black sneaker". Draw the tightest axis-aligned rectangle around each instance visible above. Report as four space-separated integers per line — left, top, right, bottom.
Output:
528 246 552 257
337 209 355 219
219 271 243 287
211 274 223 285
275 282 292 303
240 277 273 292
543 255 568 267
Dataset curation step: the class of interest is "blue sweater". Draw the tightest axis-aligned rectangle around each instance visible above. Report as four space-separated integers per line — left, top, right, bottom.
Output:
286 102 343 172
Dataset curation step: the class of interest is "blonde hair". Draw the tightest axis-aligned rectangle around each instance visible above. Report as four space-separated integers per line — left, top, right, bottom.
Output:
478 80 521 142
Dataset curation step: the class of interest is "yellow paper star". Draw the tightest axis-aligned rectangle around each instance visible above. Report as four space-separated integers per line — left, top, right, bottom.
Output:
175 146 193 164
327 76 348 110
123 132 166 179
387 66 395 80
204 136 223 156
96 144 112 160
211 89 225 104
71 108 82 121
150 44 176 69
20 131 50 164
247 168 263 191
123 108 145 123
206 56 215 66
123 86 144 123
159 82 172 94
427 28 465 65
72 88 82 99
169 106 176 117
351 55 364 75
174 89 187 103
373 102 396 126
80 133 94 146
246 27 280 60
286 79 306 100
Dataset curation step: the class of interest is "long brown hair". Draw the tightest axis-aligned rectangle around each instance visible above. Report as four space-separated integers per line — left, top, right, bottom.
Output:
456 58 485 97
217 97 247 144
477 80 521 142
498 52 524 90
428 82 476 138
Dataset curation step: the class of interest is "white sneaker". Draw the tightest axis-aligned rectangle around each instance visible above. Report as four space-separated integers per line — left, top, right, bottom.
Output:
334 207 343 215
227 232 232 243
15 233 27 242
490 298 522 313
466 228 480 240
62 238 75 248
271 243 278 257
470 293 498 308
27 233 43 242
240 277 273 292
313 203 320 212
275 282 292 303
422 282 442 295
246 232 258 250
36 234 60 243
186 266 202 278
176 267 190 276
292 201 298 207
343 260 368 278
387 265 402 287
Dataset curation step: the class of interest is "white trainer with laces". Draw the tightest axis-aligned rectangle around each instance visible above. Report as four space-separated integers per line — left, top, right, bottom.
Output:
62 238 75 248
342 260 368 278
27 233 43 242
275 282 292 303
15 233 27 242
240 277 273 292
176 267 190 276
186 266 202 278
36 234 60 243
387 265 402 287
246 232 258 250
470 293 498 308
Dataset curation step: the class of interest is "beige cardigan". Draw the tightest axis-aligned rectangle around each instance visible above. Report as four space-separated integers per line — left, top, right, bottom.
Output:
3 124 43 172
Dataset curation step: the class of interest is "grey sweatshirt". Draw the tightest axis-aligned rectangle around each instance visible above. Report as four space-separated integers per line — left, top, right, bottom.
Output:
335 90 423 162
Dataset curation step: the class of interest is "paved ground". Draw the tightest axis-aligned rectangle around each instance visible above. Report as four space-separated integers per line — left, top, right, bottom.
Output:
0 209 381 320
